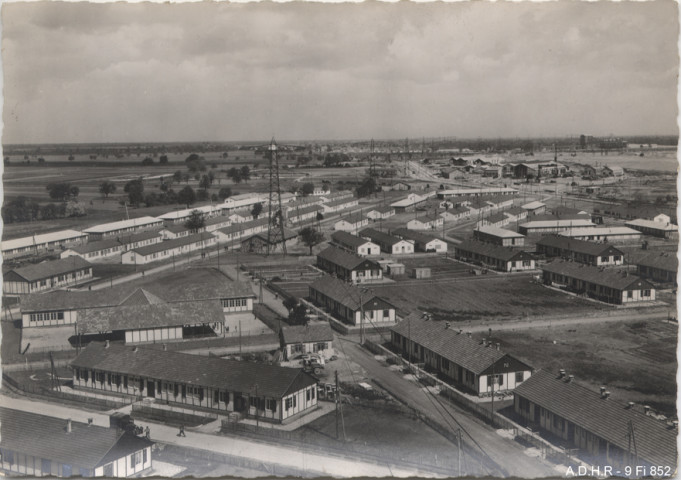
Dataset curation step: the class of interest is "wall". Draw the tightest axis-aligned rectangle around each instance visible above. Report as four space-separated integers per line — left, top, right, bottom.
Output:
22 309 77 328
125 326 183 344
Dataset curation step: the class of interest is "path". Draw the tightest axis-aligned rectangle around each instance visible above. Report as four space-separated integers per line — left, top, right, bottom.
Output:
337 337 558 479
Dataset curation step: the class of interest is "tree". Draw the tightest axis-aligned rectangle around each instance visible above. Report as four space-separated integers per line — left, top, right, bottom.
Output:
173 170 183 183
251 202 263 219
184 210 206 231
208 170 215 184
142 157 154 166
227 167 242 184
178 185 196 207
316 212 324 222
197 189 210 201
99 181 117 198
46 183 76 201
124 179 145 206
70 186 80 198
356 177 379 198
185 153 206 173
240 166 251 182
38 157 45 164
199 175 211 191
218 187 232 200
299 226 324 255
159 155 169 164
283 297 298 313
301 182 315 196
288 304 309 326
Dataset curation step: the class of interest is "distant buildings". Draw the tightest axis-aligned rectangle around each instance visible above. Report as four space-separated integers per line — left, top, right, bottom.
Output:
436 187 518 199
521 201 546 216
83 217 163 241
625 218 679 239
0 407 152 477
309 276 396 326
473 226 525 247
518 219 596 235
121 233 216 265
406 214 444 231
455 240 535 272
558 227 642 243
359 228 414 255
535 236 625 266
513 370 676 470
4 257 93 295
240 228 298 254
393 228 447 253
333 212 370 233
2 230 88 259
316 246 383 284
390 194 427 213
280 324 335 360
390 318 533 396
541 261 655 304
635 252 678 285
60 231 163 262
366 205 396 220
322 197 359 213
330 231 381 256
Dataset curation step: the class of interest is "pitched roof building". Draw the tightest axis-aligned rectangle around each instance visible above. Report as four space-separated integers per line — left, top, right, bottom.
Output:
391 318 532 396
4 257 93 295
330 231 381 256
2 230 88 259
358 228 414 255
392 228 448 253
473 226 525 247
455 240 535 272
535 235 625 266
635 251 678 284
316 246 383 284
513 370 676 469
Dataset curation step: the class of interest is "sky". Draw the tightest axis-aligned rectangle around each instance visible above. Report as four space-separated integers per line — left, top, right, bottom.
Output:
2 1 679 144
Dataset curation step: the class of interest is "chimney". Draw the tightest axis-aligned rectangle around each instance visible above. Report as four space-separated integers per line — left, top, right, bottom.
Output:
644 405 651 415
162 344 167 351
603 390 611 399
567 375 574 383
445 322 451 329
105 340 110 349
627 402 634 409
599 386 606 396
133 346 138 352
467 332 472 338
672 420 678 430
559 369 566 379
496 343 500 351
66 419 72 433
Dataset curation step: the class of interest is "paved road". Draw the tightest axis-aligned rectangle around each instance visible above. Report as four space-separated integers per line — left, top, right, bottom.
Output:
337 337 559 479
0 393 443 478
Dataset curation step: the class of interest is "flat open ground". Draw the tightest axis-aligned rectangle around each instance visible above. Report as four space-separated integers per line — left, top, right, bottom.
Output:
494 319 677 416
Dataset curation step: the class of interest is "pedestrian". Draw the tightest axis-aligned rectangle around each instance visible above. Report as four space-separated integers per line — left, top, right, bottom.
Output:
178 425 186 437
145 426 150 439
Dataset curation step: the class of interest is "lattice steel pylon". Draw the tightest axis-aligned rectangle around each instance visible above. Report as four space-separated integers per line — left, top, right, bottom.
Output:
266 138 287 256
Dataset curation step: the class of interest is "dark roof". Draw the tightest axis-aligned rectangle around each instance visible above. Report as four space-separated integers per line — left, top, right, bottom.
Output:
371 205 395 214
78 301 225 334
391 318 531 375
317 246 378 271
411 213 442 223
331 231 375 248
456 240 532 262
67 239 123 255
552 206 589 216
392 228 441 245
72 342 317 398
130 232 214 256
288 204 324 216
310 275 395 312
530 213 591 222
243 228 298 243
536 235 624 257
117 230 163 244
20 278 255 312
636 252 679 273
217 217 269 235
513 370 676 467
325 198 357 208
504 207 526 216
336 212 366 225
359 228 405 247
281 324 334 344
541 261 654 291
7 257 92 282
204 215 232 226
0 408 151 469
163 224 193 234
483 212 508 224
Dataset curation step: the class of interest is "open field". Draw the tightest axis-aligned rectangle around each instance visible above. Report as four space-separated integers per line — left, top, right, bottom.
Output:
494 319 677 416
371 271 606 320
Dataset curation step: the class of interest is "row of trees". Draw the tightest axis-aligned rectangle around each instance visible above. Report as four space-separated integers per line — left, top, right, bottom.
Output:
2 196 84 224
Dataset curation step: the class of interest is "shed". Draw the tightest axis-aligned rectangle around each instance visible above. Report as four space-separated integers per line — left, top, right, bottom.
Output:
409 267 431 279
386 263 405 275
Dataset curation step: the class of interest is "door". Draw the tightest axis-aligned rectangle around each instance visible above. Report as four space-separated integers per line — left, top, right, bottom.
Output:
147 380 155 397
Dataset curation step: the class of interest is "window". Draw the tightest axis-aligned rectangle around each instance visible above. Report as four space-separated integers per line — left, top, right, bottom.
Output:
643 289 651 297
266 399 277 411
515 372 524 383
306 389 310 401
62 464 72 477
75 368 80 381
95 372 105 384
627 290 633 298
214 391 220 403
285 398 292 410
601 256 608 263
250 396 258 407
130 452 141 468
41 459 51 474
143 449 147 464
522 260 532 267
123 376 128 389
79 468 90 478
219 391 228 403
383 310 390 318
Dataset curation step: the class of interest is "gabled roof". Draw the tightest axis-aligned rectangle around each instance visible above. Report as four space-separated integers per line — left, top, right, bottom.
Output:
7 257 92 282
83 216 162 234
541 261 654 291
0 407 151 469
359 228 407 247
66 239 123 255
310 275 395 312
72 342 317 398
391 194 426 208
117 230 163 244
78 301 224 334
558 227 641 238
325 197 357 208
129 233 214 256
331 231 376 248
456 240 533 262
318 246 379 271
504 207 526 216
482 212 508 224
119 288 165 306
521 201 546 210
288 204 324 216
474 226 524 238
519 219 596 229
163 224 193 234
369 205 395 214
2 230 87 252
391 318 531 375
513 370 676 468
243 228 298 243
410 213 442 224
336 212 367 225
204 215 233 227
536 235 624 257
392 228 442 245
216 217 269 236
281 324 334 344
625 219 679 231
636 252 679 273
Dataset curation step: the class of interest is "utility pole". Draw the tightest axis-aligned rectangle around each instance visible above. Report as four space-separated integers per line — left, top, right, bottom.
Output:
457 429 462 477
359 289 365 345
335 371 340 439
266 139 287 256
259 269 264 304
254 384 259 428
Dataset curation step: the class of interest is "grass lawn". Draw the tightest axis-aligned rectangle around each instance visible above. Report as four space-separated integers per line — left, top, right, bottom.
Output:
495 319 677 416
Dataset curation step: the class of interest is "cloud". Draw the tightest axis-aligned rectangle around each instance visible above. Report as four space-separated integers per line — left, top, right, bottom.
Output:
2 1 678 143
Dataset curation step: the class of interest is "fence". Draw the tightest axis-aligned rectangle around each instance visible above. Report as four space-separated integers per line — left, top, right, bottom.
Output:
132 403 215 426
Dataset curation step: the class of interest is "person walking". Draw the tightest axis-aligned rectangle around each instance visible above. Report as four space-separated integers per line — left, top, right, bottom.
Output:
145 426 150 439
178 424 186 437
